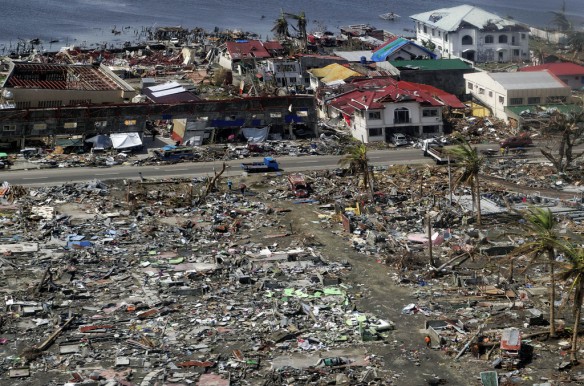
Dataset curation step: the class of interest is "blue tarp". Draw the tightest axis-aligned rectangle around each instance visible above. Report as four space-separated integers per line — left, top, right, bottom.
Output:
371 38 436 62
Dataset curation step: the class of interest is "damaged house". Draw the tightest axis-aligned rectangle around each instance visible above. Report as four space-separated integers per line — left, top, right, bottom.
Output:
322 78 464 143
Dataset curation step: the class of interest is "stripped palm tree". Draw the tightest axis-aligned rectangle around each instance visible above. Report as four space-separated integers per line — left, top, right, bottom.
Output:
271 10 289 40
338 143 370 190
557 245 584 364
510 207 561 338
445 136 484 225
285 11 308 51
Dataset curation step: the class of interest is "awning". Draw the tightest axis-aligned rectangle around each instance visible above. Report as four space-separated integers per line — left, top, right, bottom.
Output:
496 47 507 52
462 48 475 53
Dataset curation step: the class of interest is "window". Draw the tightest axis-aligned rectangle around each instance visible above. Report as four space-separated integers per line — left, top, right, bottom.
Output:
270 112 282 118
95 121 108 128
467 82 474 90
422 125 440 133
462 35 473 45
546 96 567 103
521 33 526 39
527 97 541 104
38 100 61 108
368 127 382 137
123 120 136 126
498 35 508 43
68 99 90 105
63 122 78 129
296 110 308 117
288 77 297 84
445 33 448 42
499 96 504 104
432 29 435 36
2 125 16 132
423 109 438 117
478 88 485 95
15 101 31 109
484 35 494 44
489 91 493 97
394 108 410 124
509 97 523 105
513 49 520 56
33 123 47 130
368 111 381 120
423 26 427 34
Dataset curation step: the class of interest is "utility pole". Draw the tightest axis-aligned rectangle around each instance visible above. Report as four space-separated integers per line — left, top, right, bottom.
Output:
447 156 452 205
427 212 435 267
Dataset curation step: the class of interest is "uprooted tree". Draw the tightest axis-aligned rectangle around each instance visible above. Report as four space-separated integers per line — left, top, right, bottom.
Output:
539 104 584 174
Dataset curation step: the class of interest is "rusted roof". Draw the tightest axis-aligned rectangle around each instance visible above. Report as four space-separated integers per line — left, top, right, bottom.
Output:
225 40 271 60
5 62 120 91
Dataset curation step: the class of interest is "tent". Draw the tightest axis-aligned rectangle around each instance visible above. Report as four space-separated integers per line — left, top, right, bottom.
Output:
241 127 270 143
85 134 113 150
110 132 143 150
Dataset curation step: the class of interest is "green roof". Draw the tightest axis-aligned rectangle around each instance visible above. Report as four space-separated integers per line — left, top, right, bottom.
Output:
506 103 583 117
389 59 472 71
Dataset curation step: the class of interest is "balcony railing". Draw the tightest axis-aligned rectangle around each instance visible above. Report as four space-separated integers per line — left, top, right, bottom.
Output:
394 118 412 124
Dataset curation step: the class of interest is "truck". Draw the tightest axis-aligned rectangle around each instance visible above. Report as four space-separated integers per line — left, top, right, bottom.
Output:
288 173 310 198
241 157 279 172
421 139 455 165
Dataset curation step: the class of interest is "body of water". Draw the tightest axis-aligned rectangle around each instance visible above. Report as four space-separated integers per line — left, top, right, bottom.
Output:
0 0 583 52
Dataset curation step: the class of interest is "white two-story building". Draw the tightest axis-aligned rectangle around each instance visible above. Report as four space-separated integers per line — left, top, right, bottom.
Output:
410 4 530 63
326 78 464 143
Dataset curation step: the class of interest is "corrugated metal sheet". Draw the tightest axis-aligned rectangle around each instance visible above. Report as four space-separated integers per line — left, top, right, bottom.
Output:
410 4 522 32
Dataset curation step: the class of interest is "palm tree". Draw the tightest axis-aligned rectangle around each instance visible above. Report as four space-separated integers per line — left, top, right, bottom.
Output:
271 11 289 40
446 137 484 225
285 11 308 51
338 143 370 190
511 207 561 338
557 246 584 364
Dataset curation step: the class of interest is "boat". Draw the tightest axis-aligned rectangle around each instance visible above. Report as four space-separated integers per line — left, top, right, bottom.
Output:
379 12 400 21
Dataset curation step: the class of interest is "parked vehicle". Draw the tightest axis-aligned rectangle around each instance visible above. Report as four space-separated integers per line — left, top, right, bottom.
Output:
153 145 196 161
288 173 309 198
421 139 455 165
500 134 533 148
0 152 12 169
391 133 408 147
241 157 279 172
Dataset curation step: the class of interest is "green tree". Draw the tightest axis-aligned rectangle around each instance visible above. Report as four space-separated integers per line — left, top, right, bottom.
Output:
271 11 290 40
446 137 484 225
421 39 436 52
557 246 584 364
511 207 561 338
338 143 370 190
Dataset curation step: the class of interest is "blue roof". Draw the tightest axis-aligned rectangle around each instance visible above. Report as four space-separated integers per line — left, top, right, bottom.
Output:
371 38 436 62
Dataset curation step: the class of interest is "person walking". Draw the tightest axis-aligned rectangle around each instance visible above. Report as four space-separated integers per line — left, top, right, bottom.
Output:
424 335 432 348
227 180 233 191
240 183 247 196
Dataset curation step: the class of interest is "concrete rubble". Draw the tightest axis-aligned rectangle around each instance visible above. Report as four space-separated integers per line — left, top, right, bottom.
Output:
0 150 583 385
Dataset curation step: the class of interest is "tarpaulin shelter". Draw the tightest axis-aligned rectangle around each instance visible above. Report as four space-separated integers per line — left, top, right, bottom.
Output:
110 133 143 150
85 134 113 150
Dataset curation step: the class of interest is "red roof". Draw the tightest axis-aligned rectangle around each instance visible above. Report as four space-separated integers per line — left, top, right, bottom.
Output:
328 78 464 113
225 40 271 60
519 62 584 76
371 37 399 53
262 41 284 51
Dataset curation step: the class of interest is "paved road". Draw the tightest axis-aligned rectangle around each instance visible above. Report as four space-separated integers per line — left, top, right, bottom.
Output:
1 144 541 187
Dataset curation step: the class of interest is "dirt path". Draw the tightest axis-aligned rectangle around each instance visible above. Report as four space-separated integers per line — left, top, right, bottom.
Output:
272 199 483 386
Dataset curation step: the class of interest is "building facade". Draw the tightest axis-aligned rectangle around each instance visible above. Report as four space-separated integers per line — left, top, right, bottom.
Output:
410 4 529 63
463 70 571 120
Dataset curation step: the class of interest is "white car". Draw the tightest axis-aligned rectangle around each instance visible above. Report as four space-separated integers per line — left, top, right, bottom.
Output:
391 133 408 147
